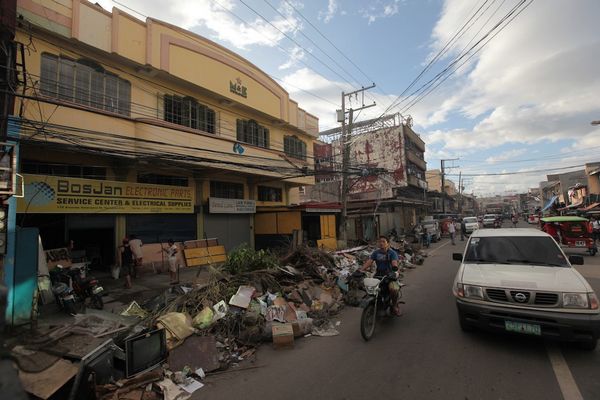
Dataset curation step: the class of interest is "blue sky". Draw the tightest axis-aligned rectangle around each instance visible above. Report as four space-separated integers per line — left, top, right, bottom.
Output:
96 0 600 196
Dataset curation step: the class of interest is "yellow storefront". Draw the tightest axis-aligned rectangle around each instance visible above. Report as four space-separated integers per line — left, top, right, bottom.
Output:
16 174 195 266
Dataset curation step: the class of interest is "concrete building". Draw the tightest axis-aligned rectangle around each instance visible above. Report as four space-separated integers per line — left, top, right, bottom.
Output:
10 0 318 264
307 114 428 242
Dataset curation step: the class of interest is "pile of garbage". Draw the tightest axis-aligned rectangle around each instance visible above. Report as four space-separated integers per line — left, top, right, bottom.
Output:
12 242 428 399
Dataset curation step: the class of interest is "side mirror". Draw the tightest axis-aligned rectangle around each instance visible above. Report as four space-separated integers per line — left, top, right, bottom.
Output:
569 255 584 265
452 253 463 261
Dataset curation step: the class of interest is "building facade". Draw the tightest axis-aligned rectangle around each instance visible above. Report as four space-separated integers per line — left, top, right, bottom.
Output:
11 0 318 264
307 115 428 242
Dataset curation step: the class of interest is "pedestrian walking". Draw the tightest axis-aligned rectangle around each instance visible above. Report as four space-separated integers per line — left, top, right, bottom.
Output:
593 217 600 243
460 218 466 241
129 234 144 278
119 238 134 289
448 219 456 245
422 227 430 248
512 214 518 228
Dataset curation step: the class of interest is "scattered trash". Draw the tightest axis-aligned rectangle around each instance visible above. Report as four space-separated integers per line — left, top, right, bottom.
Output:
121 300 149 319
311 320 340 337
192 307 214 329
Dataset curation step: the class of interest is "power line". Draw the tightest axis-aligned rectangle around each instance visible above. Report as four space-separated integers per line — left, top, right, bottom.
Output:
398 0 534 114
446 163 585 177
262 0 364 86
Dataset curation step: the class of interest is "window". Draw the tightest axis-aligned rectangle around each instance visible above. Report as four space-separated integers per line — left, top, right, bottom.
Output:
40 53 131 116
163 95 216 133
284 135 307 160
210 181 244 199
464 236 568 267
21 160 107 180
236 119 269 148
138 173 188 187
258 186 282 202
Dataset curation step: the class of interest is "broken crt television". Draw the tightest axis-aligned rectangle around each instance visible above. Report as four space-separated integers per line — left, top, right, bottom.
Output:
124 328 167 377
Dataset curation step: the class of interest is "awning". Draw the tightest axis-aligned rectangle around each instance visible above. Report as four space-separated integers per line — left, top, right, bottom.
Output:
589 168 600 176
582 202 600 211
541 195 558 212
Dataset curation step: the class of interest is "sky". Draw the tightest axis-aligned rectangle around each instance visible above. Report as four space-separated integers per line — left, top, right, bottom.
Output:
95 0 600 196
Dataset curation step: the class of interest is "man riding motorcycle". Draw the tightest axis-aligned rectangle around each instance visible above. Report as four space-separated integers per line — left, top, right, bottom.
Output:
360 235 402 316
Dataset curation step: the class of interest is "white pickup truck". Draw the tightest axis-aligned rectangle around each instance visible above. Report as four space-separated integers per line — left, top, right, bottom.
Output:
452 228 600 350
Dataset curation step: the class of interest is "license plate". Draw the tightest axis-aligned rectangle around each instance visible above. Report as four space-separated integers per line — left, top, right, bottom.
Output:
575 241 586 247
505 320 541 336
92 286 104 294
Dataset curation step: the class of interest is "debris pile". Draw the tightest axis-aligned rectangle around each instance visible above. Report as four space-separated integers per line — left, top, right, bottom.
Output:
11 241 428 399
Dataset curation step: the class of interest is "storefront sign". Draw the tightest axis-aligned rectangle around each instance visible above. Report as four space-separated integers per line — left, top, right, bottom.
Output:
229 77 248 98
209 197 255 214
16 174 194 214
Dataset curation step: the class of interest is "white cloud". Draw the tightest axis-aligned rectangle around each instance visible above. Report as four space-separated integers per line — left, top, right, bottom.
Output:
279 46 305 70
360 0 404 25
95 0 302 50
406 0 600 162
319 0 339 23
485 149 527 164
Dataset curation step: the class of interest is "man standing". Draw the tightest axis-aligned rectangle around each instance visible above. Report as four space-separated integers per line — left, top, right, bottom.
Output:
448 218 456 245
460 218 466 241
360 236 402 316
120 238 133 289
592 217 600 243
128 234 143 278
164 239 180 285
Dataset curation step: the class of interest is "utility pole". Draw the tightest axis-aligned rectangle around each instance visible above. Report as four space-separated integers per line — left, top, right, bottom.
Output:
458 171 462 215
440 158 459 214
338 84 376 243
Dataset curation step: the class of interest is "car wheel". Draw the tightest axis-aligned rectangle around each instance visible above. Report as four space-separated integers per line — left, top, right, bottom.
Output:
579 339 597 351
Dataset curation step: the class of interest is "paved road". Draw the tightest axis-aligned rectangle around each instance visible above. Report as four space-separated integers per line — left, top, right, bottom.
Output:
200 222 600 400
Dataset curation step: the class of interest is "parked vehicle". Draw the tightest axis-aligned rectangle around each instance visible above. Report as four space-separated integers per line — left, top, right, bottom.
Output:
50 263 104 314
541 216 597 256
422 219 441 242
452 228 600 350
355 270 404 341
50 279 77 316
462 217 479 234
482 214 497 228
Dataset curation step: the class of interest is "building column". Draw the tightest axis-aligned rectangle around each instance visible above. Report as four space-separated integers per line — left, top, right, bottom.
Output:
194 177 204 240
115 215 126 265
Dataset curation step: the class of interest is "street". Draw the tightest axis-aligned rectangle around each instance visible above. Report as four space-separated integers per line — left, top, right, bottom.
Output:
200 223 600 400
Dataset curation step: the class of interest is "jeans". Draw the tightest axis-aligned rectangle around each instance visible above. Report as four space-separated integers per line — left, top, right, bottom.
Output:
450 232 455 245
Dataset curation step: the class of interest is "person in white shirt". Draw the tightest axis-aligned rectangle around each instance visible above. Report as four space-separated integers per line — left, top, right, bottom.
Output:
128 234 143 278
162 239 180 284
593 218 600 243
448 219 456 245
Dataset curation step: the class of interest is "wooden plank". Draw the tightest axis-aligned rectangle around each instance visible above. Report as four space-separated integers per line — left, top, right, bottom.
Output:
184 246 226 258
317 238 337 250
19 359 79 399
185 254 227 267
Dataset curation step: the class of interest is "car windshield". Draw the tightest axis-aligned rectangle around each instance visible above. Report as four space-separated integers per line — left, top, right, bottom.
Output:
464 236 569 267
463 217 477 223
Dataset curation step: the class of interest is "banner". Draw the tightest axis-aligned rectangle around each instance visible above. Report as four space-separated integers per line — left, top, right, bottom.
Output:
209 197 256 213
17 174 194 214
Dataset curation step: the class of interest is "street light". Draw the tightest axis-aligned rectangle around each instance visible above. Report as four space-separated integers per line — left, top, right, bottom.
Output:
592 120 600 126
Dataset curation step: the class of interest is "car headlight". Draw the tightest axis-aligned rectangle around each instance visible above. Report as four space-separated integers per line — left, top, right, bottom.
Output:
457 284 483 299
563 293 589 308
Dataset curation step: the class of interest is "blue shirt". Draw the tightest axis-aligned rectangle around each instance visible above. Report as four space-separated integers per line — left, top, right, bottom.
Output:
370 248 399 276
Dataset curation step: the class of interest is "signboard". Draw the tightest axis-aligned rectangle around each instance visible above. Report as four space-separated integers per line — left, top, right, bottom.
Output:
209 197 255 214
229 77 248 98
17 174 194 214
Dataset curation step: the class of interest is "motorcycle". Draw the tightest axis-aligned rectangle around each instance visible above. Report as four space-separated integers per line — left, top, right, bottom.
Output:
50 263 104 314
355 270 405 341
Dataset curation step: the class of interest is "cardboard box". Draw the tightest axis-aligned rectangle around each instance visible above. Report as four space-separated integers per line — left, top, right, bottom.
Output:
272 323 294 349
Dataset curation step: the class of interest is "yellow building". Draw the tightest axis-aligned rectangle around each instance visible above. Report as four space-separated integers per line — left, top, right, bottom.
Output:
12 0 318 263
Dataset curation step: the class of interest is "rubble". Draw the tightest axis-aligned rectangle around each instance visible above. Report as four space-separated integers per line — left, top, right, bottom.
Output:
13 240 429 399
